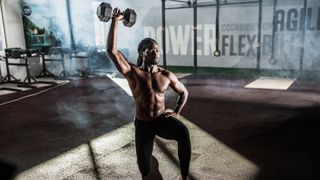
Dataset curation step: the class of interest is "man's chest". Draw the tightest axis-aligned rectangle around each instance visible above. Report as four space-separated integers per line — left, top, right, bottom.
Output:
135 72 170 93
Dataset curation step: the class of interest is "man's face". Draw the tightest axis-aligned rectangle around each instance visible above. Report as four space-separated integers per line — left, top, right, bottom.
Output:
143 43 160 65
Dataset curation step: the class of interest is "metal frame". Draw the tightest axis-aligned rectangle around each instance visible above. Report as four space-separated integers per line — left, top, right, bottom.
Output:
257 0 262 72
193 0 197 73
299 0 307 73
161 0 262 74
268 0 277 65
162 0 167 68
66 0 75 51
3 56 37 87
165 1 260 10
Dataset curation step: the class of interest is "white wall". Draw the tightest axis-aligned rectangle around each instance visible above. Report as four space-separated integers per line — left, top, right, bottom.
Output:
1 0 31 80
2 0 25 48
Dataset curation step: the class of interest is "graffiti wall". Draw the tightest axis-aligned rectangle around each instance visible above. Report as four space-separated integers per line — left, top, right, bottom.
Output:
143 0 320 70
19 0 320 71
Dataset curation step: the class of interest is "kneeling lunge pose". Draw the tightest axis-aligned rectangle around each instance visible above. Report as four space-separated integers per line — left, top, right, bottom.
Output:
107 8 191 180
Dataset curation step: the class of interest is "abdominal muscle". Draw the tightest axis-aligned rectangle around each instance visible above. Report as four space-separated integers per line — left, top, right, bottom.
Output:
134 92 166 122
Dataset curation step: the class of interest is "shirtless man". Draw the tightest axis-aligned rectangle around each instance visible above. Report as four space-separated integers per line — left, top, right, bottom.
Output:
107 8 191 180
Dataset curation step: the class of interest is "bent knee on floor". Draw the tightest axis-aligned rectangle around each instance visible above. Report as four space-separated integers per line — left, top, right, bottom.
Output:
175 125 190 142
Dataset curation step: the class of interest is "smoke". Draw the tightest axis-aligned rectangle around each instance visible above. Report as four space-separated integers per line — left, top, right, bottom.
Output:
54 79 135 129
56 98 92 129
17 0 163 75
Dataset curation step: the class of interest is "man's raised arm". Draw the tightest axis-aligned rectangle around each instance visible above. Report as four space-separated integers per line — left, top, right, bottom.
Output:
106 8 131 75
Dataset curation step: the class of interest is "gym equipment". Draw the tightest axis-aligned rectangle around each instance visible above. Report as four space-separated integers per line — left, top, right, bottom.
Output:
269 0 277 65
2 48 57 88
5 48 21 58
26 48 39 57
38 47 70 78
0 56 22 92
96 2 137 27
213 0 221 57
11 49 28 59
3 48 36 86
122 9 137 27
97 2 112 22
9 48 39 59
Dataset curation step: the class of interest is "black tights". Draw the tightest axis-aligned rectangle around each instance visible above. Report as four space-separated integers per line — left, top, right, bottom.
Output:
134 116 191 177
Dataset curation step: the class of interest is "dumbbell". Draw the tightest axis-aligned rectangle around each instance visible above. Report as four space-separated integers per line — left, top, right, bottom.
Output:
26 48 39 57
11 49 28 59
96 2 137 27
5 48 21 58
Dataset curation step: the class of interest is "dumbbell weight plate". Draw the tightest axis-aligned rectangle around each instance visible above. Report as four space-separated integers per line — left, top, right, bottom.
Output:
123 8 137 27
97 2 112 22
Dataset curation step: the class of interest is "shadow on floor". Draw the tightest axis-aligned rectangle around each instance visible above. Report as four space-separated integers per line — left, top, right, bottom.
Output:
0 159 17 180
237 108 320 180
1 76 320 179
0 78 135 174
171 75 320 180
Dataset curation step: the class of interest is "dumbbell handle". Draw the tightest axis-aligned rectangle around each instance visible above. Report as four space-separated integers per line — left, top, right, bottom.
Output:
112 8 125 20
111 8 136 27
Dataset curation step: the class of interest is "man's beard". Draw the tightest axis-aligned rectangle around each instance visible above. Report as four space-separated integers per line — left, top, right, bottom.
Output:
151 58 159 65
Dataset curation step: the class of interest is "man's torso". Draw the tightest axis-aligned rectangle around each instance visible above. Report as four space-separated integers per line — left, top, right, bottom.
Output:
125 66 171 121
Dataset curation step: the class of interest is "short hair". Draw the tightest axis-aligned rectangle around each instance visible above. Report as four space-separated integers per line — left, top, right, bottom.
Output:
136 38 159 67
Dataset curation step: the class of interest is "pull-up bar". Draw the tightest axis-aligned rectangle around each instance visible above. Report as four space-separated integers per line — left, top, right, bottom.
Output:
167 0 191 4
165 0 260 10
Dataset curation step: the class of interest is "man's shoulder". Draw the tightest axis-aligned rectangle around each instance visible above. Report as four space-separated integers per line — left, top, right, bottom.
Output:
128 63 141 72
128 64 145 76
128 62 137 68
158 67 176 78
158 66 168 74
130 64 143 72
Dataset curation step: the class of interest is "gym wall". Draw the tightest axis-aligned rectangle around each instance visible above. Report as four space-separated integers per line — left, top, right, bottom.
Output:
1 0 319 79
143 0 320 72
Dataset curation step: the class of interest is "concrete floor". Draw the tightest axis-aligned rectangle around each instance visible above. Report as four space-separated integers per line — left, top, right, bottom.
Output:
0 75 319 180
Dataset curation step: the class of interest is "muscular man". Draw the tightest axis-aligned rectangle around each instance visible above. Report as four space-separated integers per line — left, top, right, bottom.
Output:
107 8 191 180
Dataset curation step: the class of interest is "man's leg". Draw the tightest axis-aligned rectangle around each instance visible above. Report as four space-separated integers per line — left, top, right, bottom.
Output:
155 117 191 178
134 120 156 177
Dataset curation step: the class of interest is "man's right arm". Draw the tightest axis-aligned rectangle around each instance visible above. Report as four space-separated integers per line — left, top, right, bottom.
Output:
106 9 131 76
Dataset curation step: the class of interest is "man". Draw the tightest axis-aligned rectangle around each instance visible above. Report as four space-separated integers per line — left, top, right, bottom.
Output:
107 8 191 180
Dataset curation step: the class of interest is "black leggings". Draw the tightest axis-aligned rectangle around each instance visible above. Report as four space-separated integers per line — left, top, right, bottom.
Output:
134 116 191 176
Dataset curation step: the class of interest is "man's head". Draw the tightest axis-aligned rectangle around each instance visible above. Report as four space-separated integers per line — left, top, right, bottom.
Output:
137 38 160 67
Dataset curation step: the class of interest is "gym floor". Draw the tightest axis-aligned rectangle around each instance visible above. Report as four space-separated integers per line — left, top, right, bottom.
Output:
0 74 319 180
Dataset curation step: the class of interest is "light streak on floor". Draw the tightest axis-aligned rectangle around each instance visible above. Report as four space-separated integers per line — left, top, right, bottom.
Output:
14 117 260 180
245 77 296 90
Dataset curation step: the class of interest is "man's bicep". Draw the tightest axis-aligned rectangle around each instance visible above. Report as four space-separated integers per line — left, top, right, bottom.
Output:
172 81 187 94
169 73 187 94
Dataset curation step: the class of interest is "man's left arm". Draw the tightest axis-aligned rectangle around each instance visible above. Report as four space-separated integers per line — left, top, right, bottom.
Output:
168 72 189 115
